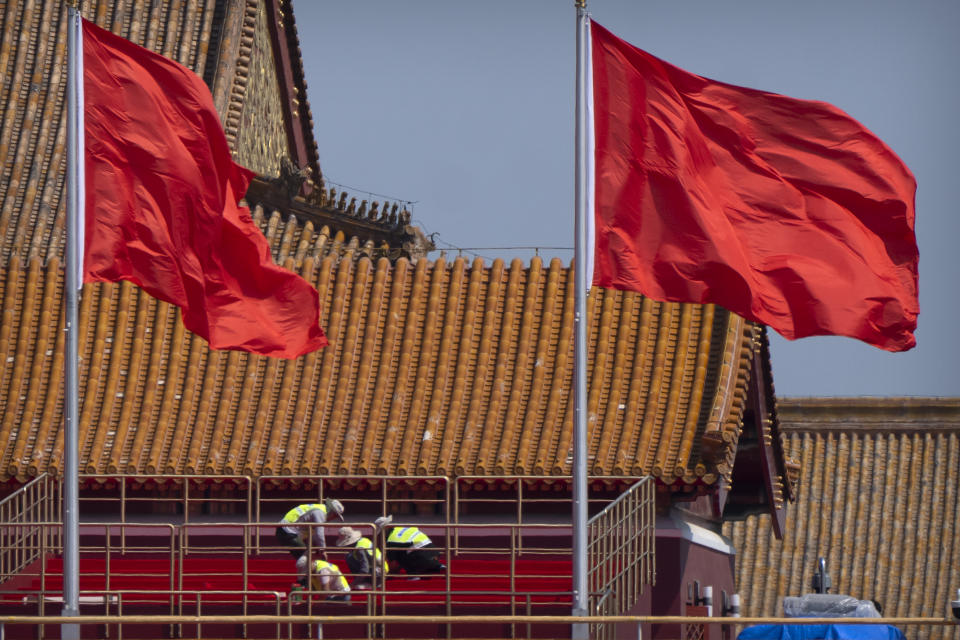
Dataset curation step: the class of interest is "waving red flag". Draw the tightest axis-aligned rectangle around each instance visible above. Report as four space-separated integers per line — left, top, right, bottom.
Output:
590 21 918 351
82 19 326 358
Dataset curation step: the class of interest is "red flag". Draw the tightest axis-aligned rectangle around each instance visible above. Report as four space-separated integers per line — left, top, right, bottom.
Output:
81 19 327 358
590 21 918 351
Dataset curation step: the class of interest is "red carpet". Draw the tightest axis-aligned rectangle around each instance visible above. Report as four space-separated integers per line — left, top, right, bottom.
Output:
4 553 573 606
0 553 574 638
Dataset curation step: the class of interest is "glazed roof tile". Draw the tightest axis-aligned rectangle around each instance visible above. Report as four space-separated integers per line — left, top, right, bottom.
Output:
2 0 227 265
725 398 960 640
0 0 775 491
1 240 763 483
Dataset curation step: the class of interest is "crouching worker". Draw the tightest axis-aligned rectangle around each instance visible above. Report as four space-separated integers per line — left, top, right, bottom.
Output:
375 516 446 578
275 499 345 588
312 559 352 602
290 559 350 603
336 526 388 590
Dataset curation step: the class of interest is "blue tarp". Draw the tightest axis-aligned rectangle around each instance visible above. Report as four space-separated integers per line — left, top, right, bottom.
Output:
738 625 906 640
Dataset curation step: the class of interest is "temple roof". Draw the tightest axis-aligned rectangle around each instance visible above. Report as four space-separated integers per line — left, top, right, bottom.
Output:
726 398 960 637
0 0 793 520
2 231 769 486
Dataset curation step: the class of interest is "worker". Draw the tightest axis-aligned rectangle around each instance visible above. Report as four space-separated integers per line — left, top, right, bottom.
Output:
291 558 351 603
276 498 345 587
336 526 387 590
374 515 446 577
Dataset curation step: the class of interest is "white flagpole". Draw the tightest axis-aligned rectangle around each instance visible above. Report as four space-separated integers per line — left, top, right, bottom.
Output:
64 3 82 638
572 2 592 639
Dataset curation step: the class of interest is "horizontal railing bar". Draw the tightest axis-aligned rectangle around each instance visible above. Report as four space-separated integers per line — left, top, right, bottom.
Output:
7 588 579 597
14 590 284 595
0 615 954 625
0 521 577 531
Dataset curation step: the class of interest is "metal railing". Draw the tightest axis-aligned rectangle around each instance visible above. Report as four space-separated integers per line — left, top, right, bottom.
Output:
0 523 177 590
0 474 658 638
0 521 177 640
78 474 254 521
178 519 575 607
453 475 645 554
0 518 580 639
0 614 955 640
587 476 656 639
255 475 450 527
0 475 59 585
16 589 286 640
4 473 640 531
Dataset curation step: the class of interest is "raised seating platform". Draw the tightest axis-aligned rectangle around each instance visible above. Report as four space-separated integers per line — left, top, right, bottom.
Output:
0 475 662 638
5 552 573 602
0 551 574 638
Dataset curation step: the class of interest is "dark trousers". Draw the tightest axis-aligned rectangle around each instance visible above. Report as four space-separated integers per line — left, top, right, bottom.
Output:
276 527 305 559
345 549 381 587
386 543 445 574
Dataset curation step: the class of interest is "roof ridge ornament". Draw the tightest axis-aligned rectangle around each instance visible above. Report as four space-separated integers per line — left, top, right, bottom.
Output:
269 156 312 202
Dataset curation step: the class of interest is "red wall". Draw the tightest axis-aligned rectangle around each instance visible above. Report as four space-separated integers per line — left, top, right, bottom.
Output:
617 534 737 640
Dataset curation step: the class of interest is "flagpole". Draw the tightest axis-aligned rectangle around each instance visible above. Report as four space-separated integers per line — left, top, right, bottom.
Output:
64 3 82 638
572 2 591 639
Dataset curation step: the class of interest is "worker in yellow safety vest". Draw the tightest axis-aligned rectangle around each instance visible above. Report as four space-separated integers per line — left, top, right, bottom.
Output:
276 498 345 588
375 515 446 577
290 558 351 603
336 526 388 589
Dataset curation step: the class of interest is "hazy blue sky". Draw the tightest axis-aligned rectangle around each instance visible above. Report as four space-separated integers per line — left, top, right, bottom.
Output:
291 0 959 397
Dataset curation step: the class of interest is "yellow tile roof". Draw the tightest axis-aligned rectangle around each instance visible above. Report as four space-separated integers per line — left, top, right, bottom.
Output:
0 0 769 489
0 226 762 483
725 398 960 640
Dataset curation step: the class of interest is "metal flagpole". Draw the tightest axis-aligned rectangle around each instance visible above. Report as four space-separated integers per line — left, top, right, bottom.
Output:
572 2 592 639
64 3 83 638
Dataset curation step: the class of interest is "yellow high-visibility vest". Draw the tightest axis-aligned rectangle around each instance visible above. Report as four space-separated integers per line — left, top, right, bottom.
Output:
311 560 349 592
386 526 431 547
354 537 389 574
282 504 326 523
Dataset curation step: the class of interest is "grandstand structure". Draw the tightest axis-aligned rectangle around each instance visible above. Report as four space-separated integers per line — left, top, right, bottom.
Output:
0 1 801 638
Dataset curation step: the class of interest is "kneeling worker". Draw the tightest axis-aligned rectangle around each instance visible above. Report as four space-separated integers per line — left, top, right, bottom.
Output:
313 559 350 596
291 558 351 603
336 526 388 590
374 516 446 577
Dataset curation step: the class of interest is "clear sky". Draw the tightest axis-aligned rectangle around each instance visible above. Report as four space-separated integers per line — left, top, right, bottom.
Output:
291 0 959 398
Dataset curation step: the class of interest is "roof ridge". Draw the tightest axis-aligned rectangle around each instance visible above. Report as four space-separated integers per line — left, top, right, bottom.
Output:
308 184 412 229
